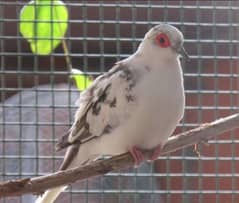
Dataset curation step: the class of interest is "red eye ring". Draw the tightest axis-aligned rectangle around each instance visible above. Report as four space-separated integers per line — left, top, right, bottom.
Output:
156 33 171 48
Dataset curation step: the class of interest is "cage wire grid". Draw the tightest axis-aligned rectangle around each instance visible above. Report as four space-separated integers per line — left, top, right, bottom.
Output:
0 0 239 203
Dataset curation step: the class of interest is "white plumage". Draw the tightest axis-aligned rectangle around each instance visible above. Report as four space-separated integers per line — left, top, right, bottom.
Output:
36 23 187 203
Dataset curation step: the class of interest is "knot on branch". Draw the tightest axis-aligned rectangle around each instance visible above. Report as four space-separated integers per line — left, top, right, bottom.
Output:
0 178 30 193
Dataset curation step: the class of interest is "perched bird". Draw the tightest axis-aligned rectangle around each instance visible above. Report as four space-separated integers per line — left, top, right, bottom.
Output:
36 23 187 203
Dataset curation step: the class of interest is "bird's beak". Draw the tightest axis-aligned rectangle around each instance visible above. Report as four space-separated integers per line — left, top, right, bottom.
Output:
178 46 190 61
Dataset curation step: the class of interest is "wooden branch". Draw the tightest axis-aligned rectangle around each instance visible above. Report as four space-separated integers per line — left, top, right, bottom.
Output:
1 113 239 198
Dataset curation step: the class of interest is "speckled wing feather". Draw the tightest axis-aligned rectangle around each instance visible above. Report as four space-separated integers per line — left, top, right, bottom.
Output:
56 62 137 152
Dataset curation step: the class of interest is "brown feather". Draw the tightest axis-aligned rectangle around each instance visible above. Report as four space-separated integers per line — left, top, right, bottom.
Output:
59 143 80 170
56 63 125 151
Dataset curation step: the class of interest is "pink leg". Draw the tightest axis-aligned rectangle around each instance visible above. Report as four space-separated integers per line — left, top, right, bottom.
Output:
148 145 161 161
128 146 145 166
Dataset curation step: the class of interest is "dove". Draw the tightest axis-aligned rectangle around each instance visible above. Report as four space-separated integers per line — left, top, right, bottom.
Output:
35 23 187 203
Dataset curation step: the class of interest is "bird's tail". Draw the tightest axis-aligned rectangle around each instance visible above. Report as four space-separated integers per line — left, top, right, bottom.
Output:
35 142 97 203
35 186 67 203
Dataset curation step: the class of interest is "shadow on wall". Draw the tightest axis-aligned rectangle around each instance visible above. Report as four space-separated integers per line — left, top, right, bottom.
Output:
0 83 77 202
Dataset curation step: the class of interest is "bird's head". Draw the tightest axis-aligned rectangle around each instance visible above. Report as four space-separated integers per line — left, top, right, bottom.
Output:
139 24 189 60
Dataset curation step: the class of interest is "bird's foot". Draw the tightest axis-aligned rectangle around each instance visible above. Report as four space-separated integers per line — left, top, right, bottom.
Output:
148 145 161 161
129 146 145 167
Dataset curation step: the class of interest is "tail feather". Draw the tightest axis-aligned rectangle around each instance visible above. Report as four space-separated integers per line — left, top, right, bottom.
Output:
35 186 66 203
35 142 93 203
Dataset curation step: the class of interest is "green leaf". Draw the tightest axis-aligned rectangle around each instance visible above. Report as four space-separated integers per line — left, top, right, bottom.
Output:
71 69 93 91
19 0 68 55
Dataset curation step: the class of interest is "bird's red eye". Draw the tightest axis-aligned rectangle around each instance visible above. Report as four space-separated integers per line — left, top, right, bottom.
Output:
156 33 170 48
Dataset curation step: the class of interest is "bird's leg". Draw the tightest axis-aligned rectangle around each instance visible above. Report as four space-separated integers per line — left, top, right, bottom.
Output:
128 146 145 166
194 143 203 157
148 144 161 161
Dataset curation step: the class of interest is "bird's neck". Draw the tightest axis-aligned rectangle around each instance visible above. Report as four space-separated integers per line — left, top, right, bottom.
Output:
131 48 179 71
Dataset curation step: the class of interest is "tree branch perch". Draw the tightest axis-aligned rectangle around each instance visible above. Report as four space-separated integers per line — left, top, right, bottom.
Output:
1 113 239 198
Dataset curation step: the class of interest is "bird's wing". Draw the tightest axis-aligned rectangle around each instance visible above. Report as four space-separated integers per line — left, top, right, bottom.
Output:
56 62 138 151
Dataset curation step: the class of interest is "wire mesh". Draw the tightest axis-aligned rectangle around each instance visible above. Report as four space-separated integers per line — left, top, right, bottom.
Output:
0 0 239 203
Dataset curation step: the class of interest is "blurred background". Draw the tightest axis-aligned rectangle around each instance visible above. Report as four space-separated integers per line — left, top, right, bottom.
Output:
0 0 239 203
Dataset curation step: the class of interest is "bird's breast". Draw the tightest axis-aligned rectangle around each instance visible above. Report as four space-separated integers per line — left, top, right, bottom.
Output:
129 66 185 149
